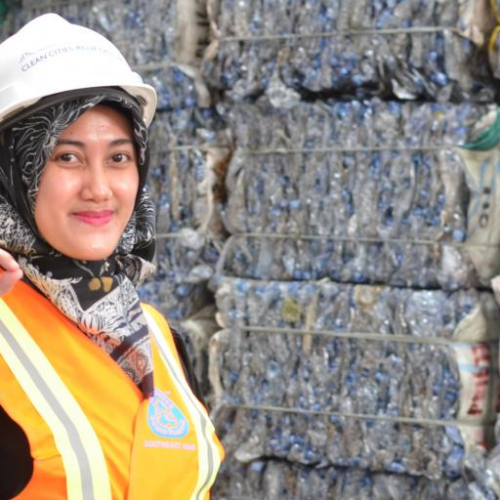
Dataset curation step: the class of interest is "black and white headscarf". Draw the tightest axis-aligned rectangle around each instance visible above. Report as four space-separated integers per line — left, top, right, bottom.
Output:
0 88 157 397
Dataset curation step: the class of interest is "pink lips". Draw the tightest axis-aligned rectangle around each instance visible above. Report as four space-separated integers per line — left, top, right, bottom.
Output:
73 210 113 226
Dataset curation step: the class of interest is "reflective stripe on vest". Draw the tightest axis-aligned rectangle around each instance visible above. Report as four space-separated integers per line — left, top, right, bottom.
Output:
0 298 112 500
143 307 219 500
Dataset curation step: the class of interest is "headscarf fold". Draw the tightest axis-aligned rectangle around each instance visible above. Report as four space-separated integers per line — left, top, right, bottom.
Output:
0 89 157 397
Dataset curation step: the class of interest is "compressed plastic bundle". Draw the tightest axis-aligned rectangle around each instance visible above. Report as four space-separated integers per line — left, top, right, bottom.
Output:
144 96 226 246
138 277 210 321
213 278 500 418
137 95 229 321
213 401 475 479
137 229 218 320
209 277 500 478
212 457 471 500
8 0 177 65
138 232 216 321
203 0 496 103
148 107 226 231
217 98 500 289
143 65 208 112
222 98 484 236
138 118 228 319
146 107 228 273
218 235 475 289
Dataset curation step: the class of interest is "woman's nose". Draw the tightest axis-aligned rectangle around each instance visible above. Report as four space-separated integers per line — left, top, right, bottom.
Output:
81 164 112 201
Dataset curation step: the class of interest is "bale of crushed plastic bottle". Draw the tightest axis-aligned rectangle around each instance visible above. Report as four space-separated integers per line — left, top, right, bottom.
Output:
217 98 500 289
212 457 471 500
209 277 500 479
137 97 229 320
148 107 227 234
5 0 177 65
203 0 496 102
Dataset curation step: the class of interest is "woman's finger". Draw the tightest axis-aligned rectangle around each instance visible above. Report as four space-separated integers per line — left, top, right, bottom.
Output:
0 250 23 295
0 249 19 270
0 268 23 295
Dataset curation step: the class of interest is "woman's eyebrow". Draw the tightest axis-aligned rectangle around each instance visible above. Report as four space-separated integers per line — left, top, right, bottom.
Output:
55 138 84 147
55 138 134 147
110 138 134 147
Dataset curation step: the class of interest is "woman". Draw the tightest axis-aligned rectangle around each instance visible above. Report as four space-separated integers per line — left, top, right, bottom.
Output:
0 13 223 500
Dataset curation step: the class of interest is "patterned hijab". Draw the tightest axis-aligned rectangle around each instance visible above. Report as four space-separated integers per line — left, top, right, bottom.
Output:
0 88 157 397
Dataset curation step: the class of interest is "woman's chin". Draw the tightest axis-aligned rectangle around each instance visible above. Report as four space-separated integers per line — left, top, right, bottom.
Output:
60 244 116 262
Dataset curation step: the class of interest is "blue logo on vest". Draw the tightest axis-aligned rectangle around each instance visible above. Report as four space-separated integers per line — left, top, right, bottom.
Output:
148 388 189 439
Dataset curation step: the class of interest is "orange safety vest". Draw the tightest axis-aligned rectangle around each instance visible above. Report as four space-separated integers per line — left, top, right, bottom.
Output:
0 279 224 500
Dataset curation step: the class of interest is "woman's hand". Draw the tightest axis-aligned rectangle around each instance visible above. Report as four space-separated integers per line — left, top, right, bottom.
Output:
0 249 22 295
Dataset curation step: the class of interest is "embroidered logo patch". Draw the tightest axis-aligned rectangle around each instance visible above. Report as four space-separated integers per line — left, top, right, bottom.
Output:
148 388 189 439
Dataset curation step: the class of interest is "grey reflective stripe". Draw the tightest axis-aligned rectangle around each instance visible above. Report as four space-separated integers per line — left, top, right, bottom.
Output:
194 412 215 500
157 341 216 499
144 310 217 499
0 317 96 500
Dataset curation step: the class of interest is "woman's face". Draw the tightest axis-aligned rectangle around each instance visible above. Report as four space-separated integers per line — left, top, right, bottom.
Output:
34 104 140 261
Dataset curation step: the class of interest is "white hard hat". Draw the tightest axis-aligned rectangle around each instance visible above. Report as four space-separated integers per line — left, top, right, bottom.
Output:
0 13 157 127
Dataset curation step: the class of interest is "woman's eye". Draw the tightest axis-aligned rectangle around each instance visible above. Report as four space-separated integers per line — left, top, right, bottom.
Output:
58 153 77 162
112 153 129 163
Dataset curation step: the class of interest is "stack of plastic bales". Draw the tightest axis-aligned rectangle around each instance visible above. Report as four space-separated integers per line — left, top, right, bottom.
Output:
0 0 229 397
204 1 500 498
